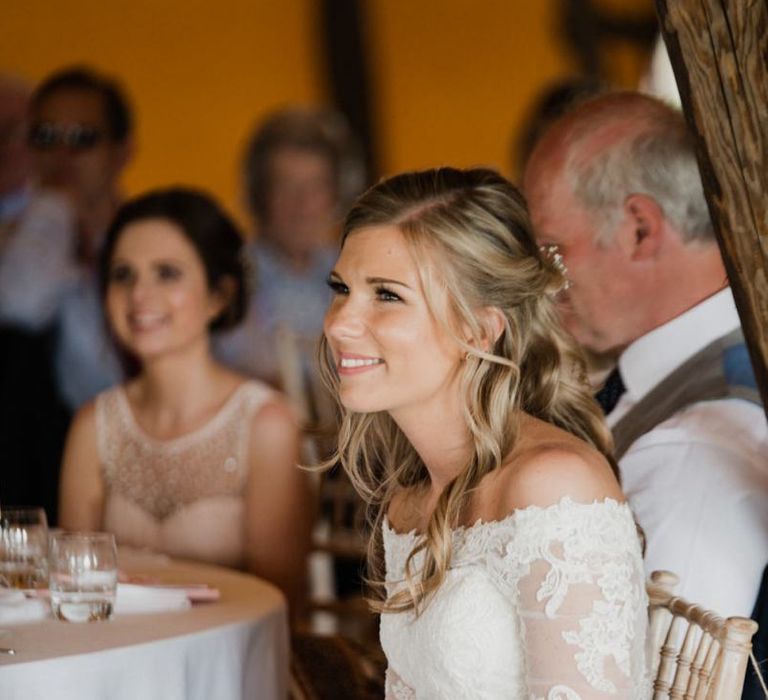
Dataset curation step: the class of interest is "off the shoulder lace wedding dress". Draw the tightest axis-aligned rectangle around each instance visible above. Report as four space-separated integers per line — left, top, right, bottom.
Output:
380 498 650 699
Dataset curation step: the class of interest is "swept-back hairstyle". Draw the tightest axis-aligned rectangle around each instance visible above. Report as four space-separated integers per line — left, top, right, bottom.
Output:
319 167 613 613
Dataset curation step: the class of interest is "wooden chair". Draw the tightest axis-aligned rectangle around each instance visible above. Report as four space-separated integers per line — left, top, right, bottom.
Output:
647 570 761 699
274 327 377 641
289 631 386 700
274 326 336 467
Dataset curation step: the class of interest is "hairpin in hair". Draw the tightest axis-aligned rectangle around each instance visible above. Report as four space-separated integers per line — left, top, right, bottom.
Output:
539 243 571 291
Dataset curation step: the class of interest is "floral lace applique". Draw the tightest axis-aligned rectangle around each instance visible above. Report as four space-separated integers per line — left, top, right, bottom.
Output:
385 668 416 699
381 498 650 699
534 685 583 700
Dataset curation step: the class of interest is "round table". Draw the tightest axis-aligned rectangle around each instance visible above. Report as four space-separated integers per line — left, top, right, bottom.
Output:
0 550 289 700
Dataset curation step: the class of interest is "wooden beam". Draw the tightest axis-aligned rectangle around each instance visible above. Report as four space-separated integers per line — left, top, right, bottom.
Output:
320 0 377 179
655 0 768 412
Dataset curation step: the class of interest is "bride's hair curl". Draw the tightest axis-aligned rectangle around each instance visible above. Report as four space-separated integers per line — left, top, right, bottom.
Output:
318 167 613 614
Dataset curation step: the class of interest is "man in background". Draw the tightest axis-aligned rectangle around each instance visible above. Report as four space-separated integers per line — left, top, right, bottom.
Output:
524 91 768 618
0 74 73 522
0 73 75 330
26 66 134 411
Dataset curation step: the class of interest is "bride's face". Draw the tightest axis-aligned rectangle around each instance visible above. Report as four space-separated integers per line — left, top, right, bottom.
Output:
323 224 464 418
105 218 224 362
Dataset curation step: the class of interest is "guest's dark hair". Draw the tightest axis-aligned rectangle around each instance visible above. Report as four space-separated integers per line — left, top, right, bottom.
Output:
99 187 247 331
243 106 366 221
31 65 133 143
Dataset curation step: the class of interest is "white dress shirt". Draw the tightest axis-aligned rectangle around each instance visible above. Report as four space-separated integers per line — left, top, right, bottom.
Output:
0 188 78 329
609 288 768 617
0 187 123 409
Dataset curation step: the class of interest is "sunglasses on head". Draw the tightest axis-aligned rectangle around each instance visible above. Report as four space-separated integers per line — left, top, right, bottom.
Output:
28 122 105 152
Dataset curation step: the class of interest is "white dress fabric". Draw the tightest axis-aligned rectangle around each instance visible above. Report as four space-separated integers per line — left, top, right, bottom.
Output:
380 498 649 699
96 381 274 568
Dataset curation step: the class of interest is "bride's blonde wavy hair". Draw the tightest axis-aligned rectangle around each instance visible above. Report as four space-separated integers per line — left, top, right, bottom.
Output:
318 167 614 614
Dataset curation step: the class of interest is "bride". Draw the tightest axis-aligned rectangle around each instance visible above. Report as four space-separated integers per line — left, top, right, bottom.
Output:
320 167 648 698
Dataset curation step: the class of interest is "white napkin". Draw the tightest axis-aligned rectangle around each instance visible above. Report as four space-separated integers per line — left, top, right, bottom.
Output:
0 588 49 624
114 583 191 615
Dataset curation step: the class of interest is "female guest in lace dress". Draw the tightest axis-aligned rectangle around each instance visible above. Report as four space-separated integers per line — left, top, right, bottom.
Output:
321 168 649 698
59 188 313 610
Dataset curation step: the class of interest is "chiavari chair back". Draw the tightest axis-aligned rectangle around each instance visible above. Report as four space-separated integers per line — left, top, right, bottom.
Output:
647 570 760 699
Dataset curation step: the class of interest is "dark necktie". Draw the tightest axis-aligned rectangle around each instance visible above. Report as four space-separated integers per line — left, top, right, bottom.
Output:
595 367 626 416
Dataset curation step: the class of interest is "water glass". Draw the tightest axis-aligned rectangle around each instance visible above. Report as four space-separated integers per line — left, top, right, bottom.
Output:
49 532 117 622
0 506 49 589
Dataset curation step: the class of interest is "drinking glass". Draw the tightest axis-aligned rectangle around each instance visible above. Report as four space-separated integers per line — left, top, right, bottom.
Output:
49 532 117 622
0 506 49 589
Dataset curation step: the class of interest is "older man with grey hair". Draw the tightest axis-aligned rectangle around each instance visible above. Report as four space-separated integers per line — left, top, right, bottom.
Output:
524 91 768 618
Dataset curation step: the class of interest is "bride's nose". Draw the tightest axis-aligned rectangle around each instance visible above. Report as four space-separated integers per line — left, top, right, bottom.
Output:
324 297 365 341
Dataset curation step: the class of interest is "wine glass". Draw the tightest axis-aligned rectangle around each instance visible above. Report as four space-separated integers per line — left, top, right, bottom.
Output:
0 506 49 589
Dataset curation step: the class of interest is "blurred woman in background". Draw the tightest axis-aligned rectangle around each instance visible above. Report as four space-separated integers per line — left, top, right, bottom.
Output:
215 107 366 385
59 187 313 611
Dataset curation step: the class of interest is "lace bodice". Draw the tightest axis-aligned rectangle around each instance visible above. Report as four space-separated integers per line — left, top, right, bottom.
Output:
381 498 650 699
96 381 274 567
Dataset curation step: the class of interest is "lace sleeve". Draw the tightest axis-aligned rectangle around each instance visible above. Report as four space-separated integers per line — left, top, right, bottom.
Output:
498 498 649 699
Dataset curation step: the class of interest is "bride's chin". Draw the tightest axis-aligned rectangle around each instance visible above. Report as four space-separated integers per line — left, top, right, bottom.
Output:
338 395 383 414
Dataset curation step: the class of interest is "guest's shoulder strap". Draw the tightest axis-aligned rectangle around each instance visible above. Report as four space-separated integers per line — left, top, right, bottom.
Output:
233 379 278 468
94 385 129 481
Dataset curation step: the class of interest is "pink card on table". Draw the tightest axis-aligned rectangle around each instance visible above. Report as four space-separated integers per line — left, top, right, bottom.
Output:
164 584 221 602
117 574 220 602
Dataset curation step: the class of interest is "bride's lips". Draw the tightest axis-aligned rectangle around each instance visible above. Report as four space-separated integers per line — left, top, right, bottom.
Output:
337 352 385 375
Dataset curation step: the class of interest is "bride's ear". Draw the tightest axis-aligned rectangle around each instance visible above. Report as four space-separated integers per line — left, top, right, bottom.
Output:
466 306 506 354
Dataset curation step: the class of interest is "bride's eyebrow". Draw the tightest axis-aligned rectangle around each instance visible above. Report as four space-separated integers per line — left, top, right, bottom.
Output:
366 276 412 289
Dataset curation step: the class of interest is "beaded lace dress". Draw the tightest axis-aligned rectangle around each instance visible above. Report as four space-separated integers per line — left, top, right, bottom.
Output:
96 381 273 567
380 498 650 699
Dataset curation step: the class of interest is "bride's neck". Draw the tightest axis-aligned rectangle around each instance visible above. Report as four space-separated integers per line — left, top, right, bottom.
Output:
392 403 472 494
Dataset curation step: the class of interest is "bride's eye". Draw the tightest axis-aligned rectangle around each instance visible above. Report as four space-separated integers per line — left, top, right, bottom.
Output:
327 277 349 296
375 286 402 302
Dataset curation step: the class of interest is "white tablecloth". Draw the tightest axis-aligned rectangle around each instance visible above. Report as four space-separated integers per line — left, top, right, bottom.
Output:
0 551 289 700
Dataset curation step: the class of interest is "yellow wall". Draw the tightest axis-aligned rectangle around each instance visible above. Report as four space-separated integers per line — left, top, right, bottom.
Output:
368 0 653 180
3 0 324 225
368 0 571 179
2 1 653 223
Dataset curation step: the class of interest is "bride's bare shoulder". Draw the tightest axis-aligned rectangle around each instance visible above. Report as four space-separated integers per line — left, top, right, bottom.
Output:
489 416 624 516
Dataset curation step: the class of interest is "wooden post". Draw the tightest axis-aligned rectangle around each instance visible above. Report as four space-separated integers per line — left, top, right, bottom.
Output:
655 0 768 412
